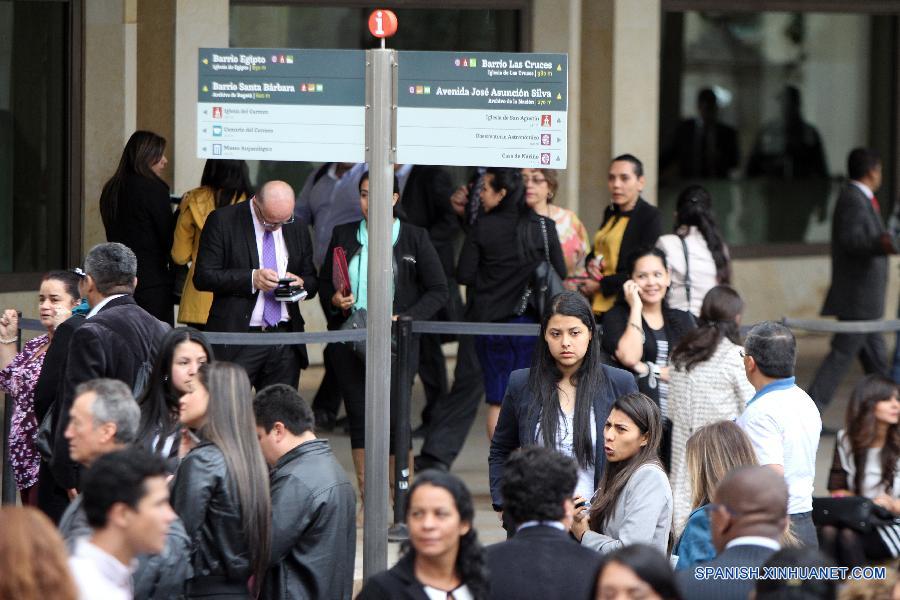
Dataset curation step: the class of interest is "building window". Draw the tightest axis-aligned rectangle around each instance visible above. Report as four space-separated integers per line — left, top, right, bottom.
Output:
0 0 78 287
229 2 524 191
658 10 897 254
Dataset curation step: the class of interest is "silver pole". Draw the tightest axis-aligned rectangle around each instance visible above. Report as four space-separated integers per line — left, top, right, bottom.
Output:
363 47 396 580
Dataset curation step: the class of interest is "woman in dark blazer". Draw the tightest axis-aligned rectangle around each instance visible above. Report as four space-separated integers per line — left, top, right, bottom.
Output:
601 247 696 470
357 470 488 600
489 291 637 528
582 154 662 317
457 167 566 441
319 171 448 498
99 130 175 325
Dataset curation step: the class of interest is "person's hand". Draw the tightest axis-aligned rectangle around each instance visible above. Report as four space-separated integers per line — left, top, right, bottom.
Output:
496 510 503 525
874 494 897 513
830 489 852 498
450 185 468 217
283 272 304 288
0 309 18 339
622 280 643 309
253 268 280 292
572 495 590 522
50 306 73 331
578 278 600 297
586 257 603 280
332 291 355 311
67 488 78 501
659 366 671 382
570 511 588 542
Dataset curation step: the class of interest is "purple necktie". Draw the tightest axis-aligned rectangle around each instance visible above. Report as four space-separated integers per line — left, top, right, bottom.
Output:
262 230 281 327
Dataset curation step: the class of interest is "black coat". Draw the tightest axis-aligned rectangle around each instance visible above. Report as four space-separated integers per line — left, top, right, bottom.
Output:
170 441 254 588
52 295 169 489
318 221 448 330
401 165 460 278
677 543 778 600
822 183 890 320
590 199 662 302
193 201 319 367
33 314 84 424
261 439 356 600
457 196 566 323
601 303 696 404
104 173 175 320
356 553 482 600
485 525 603 600
488 367 637 509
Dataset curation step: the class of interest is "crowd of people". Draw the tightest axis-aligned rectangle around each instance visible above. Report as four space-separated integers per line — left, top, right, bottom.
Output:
0 129 899 600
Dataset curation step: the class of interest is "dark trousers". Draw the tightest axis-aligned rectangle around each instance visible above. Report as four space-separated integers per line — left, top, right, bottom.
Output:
808 330 887 410
417 333 449 428
325 342 417 451
36 459 70 524
219 338 302 390
419 335 484 467
312 346 343 418
791 511 819 549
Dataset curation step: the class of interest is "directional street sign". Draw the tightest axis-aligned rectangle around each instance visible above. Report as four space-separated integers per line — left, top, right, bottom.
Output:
396 51 568 168
196 48 365 162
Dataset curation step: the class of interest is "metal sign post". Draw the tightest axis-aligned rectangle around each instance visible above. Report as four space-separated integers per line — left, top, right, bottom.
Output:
362 46 397 579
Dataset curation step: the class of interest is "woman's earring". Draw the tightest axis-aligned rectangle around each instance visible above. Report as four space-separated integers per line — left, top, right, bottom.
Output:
547 193 554 200
164 375 169 383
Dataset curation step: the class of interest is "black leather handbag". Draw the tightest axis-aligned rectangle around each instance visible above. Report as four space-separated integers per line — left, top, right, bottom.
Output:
812 496 897 534
516 216 565 318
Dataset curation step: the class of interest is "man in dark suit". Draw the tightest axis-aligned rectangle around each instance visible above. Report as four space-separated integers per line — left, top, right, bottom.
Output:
400 164 461 435
486 447 601 600
660 88 740 179
677 466 789 600
807 148 895 411
52 242 170 493
194 180 318 390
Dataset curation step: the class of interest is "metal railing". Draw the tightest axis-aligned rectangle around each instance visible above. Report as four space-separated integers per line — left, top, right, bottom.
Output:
5 314 900 560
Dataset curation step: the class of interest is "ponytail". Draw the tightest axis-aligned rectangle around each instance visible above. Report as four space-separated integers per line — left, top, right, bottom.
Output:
674 185 731 284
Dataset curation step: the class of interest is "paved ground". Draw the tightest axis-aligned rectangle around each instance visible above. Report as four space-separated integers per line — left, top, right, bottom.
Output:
296 333 877 586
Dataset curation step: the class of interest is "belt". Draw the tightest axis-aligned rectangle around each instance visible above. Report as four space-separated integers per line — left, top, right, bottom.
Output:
248 321 291 333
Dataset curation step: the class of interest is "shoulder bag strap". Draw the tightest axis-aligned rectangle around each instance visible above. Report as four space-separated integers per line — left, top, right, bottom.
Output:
539 216 551 262
679 235 691 308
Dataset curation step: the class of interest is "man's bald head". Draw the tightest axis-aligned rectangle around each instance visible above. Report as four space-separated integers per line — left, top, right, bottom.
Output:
711 466 789 551
256 180 295 227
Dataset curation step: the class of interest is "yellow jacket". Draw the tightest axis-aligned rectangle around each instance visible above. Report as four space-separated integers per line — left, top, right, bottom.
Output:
171 187 246 325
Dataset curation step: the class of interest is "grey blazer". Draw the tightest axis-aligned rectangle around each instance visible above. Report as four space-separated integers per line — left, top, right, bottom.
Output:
581 463 673 555
822 182 890 320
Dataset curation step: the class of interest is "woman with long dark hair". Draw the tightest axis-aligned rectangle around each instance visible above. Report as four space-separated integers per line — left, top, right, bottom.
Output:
172 159 253 327
595 544 682 600
99 130 175 324
601 247 696 468
171 362 271 598
821 374 900 566
357 470 488 600
667 285 755 530
656 185 731 316
457 167 566 440
571 392 672 555
489 291 636 522
134 327 213 463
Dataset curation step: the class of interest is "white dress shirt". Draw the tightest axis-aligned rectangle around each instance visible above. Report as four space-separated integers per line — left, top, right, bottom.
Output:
68 537 135 600
86 294 126 318
249 200 289 326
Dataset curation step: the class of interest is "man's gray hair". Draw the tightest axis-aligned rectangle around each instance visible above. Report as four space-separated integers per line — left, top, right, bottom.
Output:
75 378 140 444
744 321 796 379
83 242 137 295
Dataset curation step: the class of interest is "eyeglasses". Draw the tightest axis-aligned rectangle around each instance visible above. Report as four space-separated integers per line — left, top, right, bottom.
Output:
739 349 747 358
522 175 548 185
253 197 295 229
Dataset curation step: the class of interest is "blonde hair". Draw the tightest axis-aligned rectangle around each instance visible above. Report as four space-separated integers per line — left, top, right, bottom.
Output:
0 506 77 600
686 421 758 510
686 421 799 547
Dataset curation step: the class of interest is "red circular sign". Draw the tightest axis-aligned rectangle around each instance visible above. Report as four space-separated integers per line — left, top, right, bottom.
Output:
368 9 398 38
